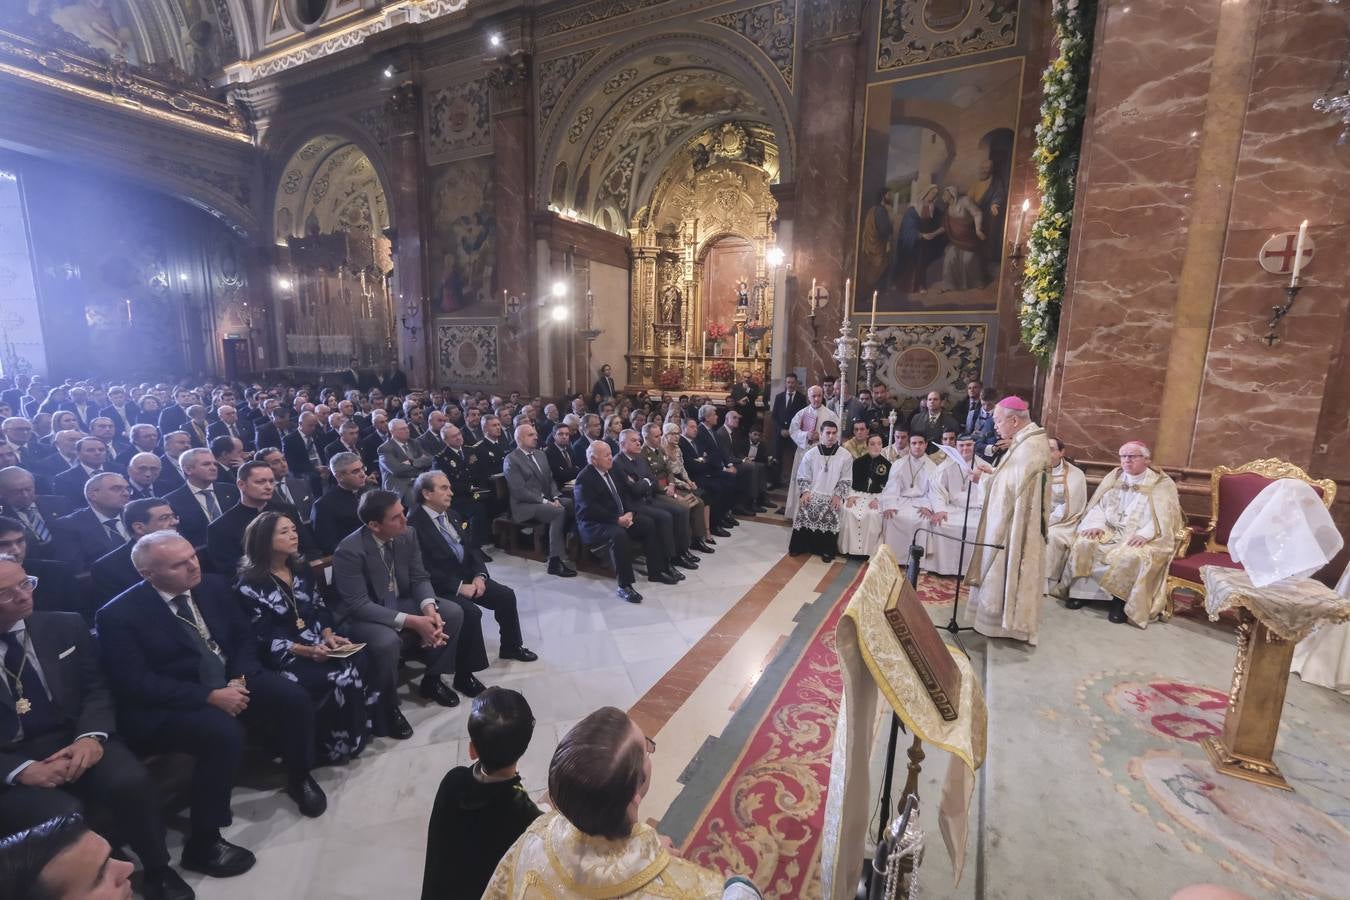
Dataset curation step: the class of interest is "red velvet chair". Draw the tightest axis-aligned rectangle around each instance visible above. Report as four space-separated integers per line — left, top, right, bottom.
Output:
1165 458 1337 619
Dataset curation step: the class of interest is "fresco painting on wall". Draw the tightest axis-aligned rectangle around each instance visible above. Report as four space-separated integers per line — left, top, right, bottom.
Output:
855 57 1021 315
429 157 496 316
22 0 140 61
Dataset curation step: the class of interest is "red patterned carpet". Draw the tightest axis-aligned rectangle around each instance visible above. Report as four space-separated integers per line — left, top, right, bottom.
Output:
677 567 957 898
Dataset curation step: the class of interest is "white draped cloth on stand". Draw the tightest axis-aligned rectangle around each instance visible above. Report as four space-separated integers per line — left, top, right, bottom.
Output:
1292 564 1350 693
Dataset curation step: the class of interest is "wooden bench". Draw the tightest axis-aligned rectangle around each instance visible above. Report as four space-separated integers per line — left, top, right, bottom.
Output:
489 473 549 560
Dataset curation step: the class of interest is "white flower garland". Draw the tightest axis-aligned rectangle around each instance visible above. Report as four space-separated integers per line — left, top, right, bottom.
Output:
1019 0 1097 365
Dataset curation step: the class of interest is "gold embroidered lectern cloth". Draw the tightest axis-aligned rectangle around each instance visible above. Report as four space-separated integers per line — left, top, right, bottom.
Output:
820 545 988 900
1202 566 1350 642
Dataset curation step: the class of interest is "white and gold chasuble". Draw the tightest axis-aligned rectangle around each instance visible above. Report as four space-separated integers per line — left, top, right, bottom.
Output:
485 812 724 899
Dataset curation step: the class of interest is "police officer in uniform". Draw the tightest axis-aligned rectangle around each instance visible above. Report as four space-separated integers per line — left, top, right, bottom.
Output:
433 423 491 556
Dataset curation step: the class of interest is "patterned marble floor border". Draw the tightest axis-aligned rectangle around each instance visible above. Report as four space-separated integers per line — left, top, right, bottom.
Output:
628 552 809 737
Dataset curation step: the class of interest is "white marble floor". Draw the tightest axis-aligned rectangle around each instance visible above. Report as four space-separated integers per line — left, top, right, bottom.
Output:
178 520 792 900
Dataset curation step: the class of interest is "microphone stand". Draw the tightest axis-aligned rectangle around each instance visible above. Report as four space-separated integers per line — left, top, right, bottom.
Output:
946 473 978 636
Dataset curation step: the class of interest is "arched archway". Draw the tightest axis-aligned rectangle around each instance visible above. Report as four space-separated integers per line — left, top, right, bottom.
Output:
270 134 396 370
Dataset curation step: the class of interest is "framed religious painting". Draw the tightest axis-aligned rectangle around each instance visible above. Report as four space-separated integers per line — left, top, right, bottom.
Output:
854 56 1024 315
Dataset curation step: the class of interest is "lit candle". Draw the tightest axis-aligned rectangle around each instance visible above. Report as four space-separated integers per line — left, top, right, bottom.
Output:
810 277 817 314
1015 198 1030 247
1291 219 1308 286
844 278 851 311
870 290 878 330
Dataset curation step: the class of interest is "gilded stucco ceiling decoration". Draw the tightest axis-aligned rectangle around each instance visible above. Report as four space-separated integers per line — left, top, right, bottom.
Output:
551 54 776 232
706 0 796 90
273 135 389 244
643 122 779 235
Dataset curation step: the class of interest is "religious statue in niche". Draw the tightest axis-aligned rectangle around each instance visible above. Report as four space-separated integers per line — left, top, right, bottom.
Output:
735 280 750 309
659 282 683 325
855 58 1020 314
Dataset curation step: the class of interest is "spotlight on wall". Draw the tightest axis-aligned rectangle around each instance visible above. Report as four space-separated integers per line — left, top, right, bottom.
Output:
277 278 293 292
382 65 395 79
488 32 502 48
550 304 570 322
551 281 567 298
766 246 785 268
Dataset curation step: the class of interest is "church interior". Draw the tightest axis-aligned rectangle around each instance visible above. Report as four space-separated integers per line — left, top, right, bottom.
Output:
0 1 1347 898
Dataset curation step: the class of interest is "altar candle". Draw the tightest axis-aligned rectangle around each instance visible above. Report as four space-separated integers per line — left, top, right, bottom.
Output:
1015 198 1030 247
844 278 851 311
810 277 817 314
870 290 878 330
1291 220 1308 285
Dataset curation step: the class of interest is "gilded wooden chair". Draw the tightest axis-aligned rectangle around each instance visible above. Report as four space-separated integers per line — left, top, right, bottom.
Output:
1165 458 1337 619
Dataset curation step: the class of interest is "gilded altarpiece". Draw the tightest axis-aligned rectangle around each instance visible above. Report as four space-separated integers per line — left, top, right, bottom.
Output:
626 130 778 393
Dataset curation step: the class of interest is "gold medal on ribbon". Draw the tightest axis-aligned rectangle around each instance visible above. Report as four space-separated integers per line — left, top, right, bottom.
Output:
15 696 31 715
296 618 307 631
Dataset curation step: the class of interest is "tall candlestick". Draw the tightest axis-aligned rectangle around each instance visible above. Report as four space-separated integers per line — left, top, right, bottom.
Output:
1291 220 1308 286
870 290 878 330
844 278 851 312
701 329 707 375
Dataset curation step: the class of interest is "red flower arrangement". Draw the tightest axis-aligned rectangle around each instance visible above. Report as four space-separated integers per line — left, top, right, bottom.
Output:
707 360 735 382
656 367 683 390
706 322 729 341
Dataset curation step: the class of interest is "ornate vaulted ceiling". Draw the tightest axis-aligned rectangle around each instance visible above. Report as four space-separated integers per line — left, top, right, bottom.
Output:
273 134 389 244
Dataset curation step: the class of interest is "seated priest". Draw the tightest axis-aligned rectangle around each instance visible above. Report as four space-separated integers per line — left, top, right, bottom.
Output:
1051 441 1183 626
923 436 985 576
785 386 838 521
838 433 890 558
879 434 943 562
311 451 374 556
1044 437 1090 589
788 421 852 563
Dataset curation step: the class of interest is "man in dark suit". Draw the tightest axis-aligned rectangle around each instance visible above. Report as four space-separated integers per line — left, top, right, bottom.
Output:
0 468 72 562
206 461 315 576
96 532 325 878
123 452 162 502
90 499 178 609
591 363 617 405
951 379 984 435
502 424 575 577
0 556 193 900
769 373 808 489
359 413 391 472
728 372 761 434
433 424 490 552
99 386 138 438
155 389 195 437
124 422 160 461
341 357 364 391
410 471 537 670
282 412 326 496
253 407 291 454
0 517 84 622
310 452 372 556
379 362 408 396
612 430 694 574
461 406 485 445
695 407 746 521
211 435 245 488
544 423 580 488
253 447 314 523
155 432 192 496
908 391 961 450
572 440 675 604
50 473 130 573
88 418 131 461
570 415 602 462
2 416 54 471
165 448 239 550
323 420 364 466
49 438 111 508
330 490 466 731
206 405 253 452
714 409 769 513
58 386 98 432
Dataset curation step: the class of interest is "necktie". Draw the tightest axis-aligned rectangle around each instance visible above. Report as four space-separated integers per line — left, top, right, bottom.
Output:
200 488 222 521
3 631 58 731
103 518 123 542
602 472 622 510
436 514 464 562
382 541 394 569
529 451 544 478
277 482 293 505
229 424 237 439
20 508 50 543
170 594 194 624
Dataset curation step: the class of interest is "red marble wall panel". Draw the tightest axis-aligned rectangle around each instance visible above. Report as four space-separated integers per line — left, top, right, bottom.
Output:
1044 0 1220 456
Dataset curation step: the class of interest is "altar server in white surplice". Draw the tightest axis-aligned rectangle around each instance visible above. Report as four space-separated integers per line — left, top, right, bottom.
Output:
838 434 891 557
788 421 852 562
1052 440 1182 627
1044 436 1090 588
924 436 985 576
880 433 943 562
785 386 838 521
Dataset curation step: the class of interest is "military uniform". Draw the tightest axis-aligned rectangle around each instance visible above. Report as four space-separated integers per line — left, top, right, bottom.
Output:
436 443 489 548
472 437 509 541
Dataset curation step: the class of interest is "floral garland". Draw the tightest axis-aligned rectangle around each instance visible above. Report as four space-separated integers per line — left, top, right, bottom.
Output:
1019 0 1098 365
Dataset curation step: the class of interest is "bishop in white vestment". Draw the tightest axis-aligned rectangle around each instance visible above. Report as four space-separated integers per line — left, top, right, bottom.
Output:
1052 441 1183 627
838 435 890 556
925 438 985 576
785 386 838 521
1044 436 1090 587
788 421 852 561
880 434 943 563
962 397 1051 644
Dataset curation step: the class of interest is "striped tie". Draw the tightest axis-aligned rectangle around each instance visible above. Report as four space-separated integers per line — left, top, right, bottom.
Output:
21 508 50 543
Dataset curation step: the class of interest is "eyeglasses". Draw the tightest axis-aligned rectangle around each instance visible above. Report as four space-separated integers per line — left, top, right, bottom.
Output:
0 575 38 604
644 735 656 754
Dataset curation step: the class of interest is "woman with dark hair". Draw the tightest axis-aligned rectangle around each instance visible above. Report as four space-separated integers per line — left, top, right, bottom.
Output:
235 512 378 765
136 394 162 425
486 707 742 898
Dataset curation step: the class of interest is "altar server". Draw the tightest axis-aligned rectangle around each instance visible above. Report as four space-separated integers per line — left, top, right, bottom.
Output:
787 422 851 562
838 434 889 557
1044 437 1089 587
785 387 837 521
879 434 942 561
924 436 984 576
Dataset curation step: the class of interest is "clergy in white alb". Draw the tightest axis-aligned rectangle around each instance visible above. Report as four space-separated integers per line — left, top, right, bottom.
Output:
1052 441 1183 627
838 434 891 557
785 386 838 521
1044 436 1090 589
924 437 985 576
879 433 943 563
961 397 1051 644
788 421 852 561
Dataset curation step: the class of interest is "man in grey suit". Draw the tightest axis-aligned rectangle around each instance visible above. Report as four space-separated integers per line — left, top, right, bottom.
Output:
330 490 466 738
502 423 577 578
378 418 433 505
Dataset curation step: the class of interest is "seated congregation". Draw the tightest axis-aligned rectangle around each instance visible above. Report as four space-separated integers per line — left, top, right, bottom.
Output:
0 372 772 900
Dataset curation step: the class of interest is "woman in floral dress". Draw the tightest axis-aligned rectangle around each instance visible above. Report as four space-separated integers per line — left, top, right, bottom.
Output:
236 512 379 762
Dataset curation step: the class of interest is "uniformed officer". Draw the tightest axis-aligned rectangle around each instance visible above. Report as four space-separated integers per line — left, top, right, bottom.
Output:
434 423 491 554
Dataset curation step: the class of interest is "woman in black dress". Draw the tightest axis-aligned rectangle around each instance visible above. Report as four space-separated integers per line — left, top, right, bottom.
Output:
236 512 379 764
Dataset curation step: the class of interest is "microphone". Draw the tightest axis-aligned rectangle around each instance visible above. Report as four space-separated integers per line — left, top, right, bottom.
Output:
906 542 924 588
911 525 1006 551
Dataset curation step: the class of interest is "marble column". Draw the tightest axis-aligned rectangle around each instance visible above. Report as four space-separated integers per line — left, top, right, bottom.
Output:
787 0 865 384
489 49 538 394
385 80 431 384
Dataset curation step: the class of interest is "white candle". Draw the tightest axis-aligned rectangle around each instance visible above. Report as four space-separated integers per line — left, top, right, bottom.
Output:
1291 220 1308 285
870 290 878 330
844 278 851 311
810 277 817 313
1015 198 1030 247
